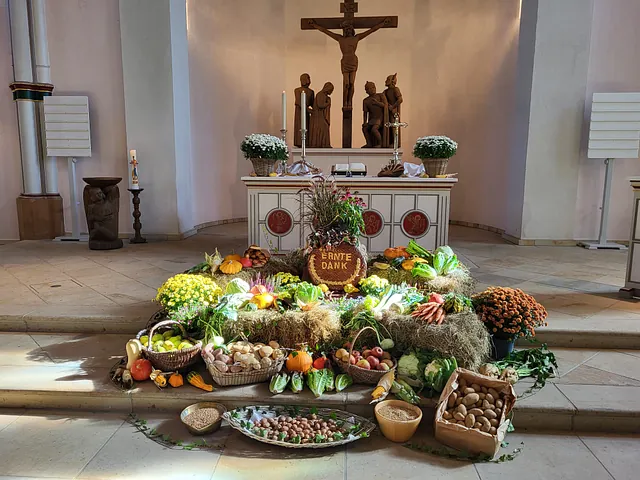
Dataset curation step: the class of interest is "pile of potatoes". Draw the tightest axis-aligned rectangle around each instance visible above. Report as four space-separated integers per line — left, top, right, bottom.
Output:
441 377 506 436
202 340 285 373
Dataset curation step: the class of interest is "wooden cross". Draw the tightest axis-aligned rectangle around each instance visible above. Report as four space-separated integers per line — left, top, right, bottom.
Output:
302 1 398 148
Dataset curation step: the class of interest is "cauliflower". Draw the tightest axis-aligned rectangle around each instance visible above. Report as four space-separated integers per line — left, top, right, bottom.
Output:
398 353 421 379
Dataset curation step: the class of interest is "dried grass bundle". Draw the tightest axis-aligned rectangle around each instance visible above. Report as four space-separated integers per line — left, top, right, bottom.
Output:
368 266 475 296
380 310 491 370
223 307 341 348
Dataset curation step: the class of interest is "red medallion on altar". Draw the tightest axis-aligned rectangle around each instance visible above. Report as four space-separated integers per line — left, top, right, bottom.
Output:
401 211 430 237
266 209 293 235
363 210 383 237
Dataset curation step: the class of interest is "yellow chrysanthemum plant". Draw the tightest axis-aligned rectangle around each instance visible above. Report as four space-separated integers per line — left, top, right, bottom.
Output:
155 274 222 313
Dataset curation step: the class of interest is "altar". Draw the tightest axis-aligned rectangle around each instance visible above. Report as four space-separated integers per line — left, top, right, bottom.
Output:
243 176 457 253
290 148 403 176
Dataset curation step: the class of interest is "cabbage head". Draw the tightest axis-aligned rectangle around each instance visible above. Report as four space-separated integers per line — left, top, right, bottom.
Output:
225 278 250 295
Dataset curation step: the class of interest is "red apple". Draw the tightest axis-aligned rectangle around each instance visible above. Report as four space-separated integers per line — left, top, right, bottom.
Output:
353 351 361 359
240 257 253 268
366 356 380 368
371 347 384 358
362 349 372 359
130 359 152 381
377 363 390 371
382 352 392 360
349 355 356 365
356 359 371 370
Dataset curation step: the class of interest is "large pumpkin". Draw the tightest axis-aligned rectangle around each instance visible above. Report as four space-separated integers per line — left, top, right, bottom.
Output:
224 254 243 262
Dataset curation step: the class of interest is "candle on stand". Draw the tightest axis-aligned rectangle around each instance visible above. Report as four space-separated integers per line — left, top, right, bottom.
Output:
129 149 140 189
281 90 286 131
301 91 306 131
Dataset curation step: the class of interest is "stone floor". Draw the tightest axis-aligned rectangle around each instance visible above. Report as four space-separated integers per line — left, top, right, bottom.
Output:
0 409 637 480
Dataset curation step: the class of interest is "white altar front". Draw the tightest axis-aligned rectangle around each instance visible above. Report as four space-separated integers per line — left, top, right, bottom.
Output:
242 176 457 254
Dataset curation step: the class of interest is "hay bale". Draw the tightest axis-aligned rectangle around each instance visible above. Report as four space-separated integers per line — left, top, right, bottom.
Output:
368 266 475 296
223 307 341 348
380 310 490 370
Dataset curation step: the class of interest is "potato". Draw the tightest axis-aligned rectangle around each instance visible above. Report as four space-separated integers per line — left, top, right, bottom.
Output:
482 400 493 410
459 378 468 389
457 421 466 426
488 388 499 399
475 400 483 408
447 392 458 408
456 404 467 416
471 383 481 391
474 422 482 429
468 408 483 416
463 387 475 395
260 346 274 358
465 414 476 428
495 408 502 416
268 340 280 349
229 365 243 373
453 412 465 421
478 393 486 400
213 360 228 372
455 398 463 406
462 393 480 406
484 409 497 420
481 386 488 394
485 393 495 404
443 410 452 420
478 416 491 432
489 418 499 427
495 399 504 409
489 427 497 435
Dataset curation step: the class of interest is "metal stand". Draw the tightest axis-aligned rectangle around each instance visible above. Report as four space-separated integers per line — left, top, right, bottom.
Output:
579 158 627 250
54 157 88 242
288 127 321 176
128 188 146 244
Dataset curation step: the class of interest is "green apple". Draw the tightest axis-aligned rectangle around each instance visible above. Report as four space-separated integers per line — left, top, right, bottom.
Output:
169 336 181 347
162 331 173 340
178 341 193 350
156 345 166 352
163 341 176 351
140 335 149 345
151 334 163 343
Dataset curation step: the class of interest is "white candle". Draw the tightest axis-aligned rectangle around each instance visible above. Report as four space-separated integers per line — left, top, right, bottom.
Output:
301 91 306 131
281 90 286 131
129 149 139 189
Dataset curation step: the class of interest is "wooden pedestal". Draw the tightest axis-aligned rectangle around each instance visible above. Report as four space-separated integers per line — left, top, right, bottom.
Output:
16 194 65 240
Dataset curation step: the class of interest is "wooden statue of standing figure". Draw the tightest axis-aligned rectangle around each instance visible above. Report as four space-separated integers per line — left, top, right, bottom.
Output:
309 82 334 148
294 73 314 147
384 73 403 147
362 81 389 148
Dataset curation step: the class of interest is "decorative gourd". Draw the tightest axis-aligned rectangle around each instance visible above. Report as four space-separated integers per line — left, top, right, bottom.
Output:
219 259 242 275
125 339 143 370
384 247 409 260
187 371 214 391
286 349 313 373
130 359 152 381
223 254 243 262
154 373 167 388
169 372 183 387
401 259 416 271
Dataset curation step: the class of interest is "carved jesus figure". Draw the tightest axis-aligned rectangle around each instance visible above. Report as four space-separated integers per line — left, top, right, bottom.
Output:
307 18 390 109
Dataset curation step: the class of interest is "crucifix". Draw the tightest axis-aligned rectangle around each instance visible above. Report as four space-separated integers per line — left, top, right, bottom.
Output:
385 113 408 165
302 0 398 148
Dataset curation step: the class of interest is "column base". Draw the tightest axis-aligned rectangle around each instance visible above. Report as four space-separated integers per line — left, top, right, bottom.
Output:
16 194 65 240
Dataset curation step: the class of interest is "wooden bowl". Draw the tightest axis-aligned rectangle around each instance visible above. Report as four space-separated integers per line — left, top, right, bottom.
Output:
180 402 227 436
374 400 423 443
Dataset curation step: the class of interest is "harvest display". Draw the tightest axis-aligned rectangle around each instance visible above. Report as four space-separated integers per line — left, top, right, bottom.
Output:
113 177 554 458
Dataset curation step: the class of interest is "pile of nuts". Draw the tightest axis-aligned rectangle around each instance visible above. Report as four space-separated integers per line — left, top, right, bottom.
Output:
249 413 348 444
441 377 507 436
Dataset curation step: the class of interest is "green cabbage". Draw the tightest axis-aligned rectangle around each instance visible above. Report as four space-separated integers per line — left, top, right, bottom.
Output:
294 283 322 305
398 353 421 379
424 357 458 393
225 278 250 295
411 264 438 280
434 245 455 258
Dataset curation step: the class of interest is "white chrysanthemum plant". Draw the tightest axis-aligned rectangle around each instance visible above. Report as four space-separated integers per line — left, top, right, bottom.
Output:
240 134 289 162
412 135 458 160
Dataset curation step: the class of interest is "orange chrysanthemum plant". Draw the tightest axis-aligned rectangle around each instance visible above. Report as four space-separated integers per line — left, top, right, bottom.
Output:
472 287 548 340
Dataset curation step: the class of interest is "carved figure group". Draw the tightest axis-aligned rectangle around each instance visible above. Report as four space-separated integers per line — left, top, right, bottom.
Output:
362 73 403 148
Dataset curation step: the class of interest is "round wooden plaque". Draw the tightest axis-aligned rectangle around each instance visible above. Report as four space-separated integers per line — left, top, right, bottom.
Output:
307 243 367 291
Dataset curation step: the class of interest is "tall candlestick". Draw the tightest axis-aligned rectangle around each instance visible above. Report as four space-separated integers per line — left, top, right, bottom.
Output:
281 90 286 131
301 91 306 131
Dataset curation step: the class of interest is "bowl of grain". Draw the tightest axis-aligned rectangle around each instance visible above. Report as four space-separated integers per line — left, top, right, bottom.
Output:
180 402 227 435
374 399 423 443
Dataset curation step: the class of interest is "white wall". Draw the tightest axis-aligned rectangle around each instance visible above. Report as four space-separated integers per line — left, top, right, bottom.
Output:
187 0 521 231
575 0 640 241
47 0 129 235
0 0 23 240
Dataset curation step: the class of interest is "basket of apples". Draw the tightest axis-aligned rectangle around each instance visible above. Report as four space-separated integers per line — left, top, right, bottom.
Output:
333 326 396 385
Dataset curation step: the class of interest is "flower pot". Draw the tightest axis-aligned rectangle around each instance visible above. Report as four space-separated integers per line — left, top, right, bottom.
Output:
491 335 515 360
421 158 448 177
250 158 277 177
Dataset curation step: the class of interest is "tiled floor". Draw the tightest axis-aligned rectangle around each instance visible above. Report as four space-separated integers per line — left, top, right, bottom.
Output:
0 410 637 480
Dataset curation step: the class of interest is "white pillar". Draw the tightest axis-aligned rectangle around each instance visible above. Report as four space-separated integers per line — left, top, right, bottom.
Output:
505 0 594 241
9 0 43 195
31 0 58 194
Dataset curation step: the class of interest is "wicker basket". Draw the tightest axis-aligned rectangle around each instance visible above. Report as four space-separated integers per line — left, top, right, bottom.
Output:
332 326 396 385
137 320 202 371
204 355 285 387
422 158 448 177
251 157 277 177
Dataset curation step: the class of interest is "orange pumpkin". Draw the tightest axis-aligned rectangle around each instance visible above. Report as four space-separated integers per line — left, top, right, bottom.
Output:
401 259 416 271
384 247 409 260
219 259 242 274
286 349 313 373
224 253 242 262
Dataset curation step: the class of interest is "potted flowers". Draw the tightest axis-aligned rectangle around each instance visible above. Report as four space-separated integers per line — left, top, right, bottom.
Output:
241 134 288 177
472 287 548 359
412 135 458 177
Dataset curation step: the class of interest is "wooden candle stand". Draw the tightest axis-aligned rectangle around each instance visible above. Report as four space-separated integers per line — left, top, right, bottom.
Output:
128 188 146 244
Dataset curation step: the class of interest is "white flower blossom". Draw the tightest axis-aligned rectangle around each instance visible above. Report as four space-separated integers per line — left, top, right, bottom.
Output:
241 133 288 161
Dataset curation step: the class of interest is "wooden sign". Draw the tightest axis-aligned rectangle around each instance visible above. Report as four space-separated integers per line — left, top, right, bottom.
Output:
307 243 367 291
